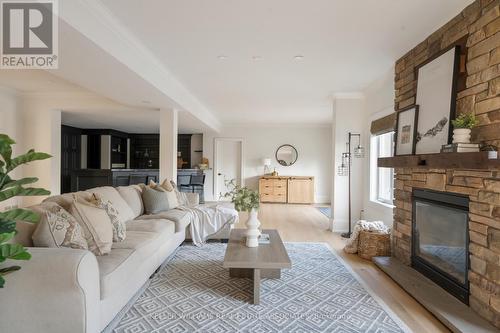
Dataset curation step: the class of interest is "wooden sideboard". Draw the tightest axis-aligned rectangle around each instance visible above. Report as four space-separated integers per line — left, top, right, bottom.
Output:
259 176 314 204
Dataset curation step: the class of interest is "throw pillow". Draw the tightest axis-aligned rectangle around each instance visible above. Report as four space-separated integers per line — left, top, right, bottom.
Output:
160 179 174 192
31 202 88 250
170 180 189 206
142 186 171 214
86 186 135 223
149 179 174 192
68 195 114 256
91 193 126 242
152 182 179 209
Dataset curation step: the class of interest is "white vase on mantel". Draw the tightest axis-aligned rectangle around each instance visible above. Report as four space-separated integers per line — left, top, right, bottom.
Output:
245 209 261 248
452 128 472 144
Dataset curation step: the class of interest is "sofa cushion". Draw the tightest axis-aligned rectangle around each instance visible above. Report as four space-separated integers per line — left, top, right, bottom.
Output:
141 186 170 214
87 187 135 223
137 209 190 232
31 202 88 250
68 196 113 256
96 248 139 299
111 231 162 255
117 185 144 218
97 227 175 299
126 219 176 235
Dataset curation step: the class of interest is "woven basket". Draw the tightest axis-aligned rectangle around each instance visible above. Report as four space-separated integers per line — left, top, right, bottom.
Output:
358 230 391 260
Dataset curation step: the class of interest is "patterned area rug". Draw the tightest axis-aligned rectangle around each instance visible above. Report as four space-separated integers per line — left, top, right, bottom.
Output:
107 243 409 333
316 207 332 218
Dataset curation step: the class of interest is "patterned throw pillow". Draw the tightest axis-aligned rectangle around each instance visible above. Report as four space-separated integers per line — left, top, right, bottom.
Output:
68 195 114 256
31 202 88 250
91 193 126 242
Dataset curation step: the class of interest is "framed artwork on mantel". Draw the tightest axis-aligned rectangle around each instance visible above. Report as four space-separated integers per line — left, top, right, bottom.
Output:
395 105 419 156
415 45 460 154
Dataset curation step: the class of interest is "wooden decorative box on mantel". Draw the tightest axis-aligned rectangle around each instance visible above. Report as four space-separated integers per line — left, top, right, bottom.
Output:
259 176 314 204
378 152 500 170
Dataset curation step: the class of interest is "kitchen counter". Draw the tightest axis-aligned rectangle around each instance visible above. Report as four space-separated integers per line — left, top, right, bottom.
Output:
69 168 159 193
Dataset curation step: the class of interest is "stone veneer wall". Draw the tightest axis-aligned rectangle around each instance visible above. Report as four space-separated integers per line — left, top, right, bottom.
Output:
391 0 500 327
393 169 500 324
395 0 499 147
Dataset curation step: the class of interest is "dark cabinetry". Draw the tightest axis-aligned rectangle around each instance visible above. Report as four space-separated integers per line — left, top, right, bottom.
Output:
130 134 159 169
178 134 192 169
61 126 82 194
85 129 129 169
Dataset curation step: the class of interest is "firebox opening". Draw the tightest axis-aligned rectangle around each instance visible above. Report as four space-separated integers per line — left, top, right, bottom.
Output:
412 188 470 304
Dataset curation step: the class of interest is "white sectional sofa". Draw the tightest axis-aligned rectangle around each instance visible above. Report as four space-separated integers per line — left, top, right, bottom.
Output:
0 184 213 333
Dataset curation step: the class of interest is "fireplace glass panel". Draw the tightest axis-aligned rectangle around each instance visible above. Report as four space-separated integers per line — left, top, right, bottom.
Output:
414 201 468 284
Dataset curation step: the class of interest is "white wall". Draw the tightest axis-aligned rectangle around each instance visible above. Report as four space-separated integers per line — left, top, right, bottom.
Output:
361 67 395 225
0 89 62 207
331 97 365 232
0 88 22 210
203 125 332 203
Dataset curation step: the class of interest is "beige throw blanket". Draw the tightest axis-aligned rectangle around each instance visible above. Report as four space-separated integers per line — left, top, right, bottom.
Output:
343 220 390 254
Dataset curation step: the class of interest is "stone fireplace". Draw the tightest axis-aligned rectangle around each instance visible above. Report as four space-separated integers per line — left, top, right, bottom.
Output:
392 168 500 326
386 0 500 327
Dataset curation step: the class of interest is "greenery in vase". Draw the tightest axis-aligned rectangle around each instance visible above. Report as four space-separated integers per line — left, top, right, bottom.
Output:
0 134 51 288
221 179 259 212
451 112 478 129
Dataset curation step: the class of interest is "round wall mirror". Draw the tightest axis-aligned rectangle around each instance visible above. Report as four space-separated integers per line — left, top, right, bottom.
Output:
275 144 298 166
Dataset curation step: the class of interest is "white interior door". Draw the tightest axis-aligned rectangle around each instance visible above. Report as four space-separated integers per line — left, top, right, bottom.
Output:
214 138 243 200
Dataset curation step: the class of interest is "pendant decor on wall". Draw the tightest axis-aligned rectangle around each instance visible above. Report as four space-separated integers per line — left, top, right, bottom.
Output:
415 46 460 154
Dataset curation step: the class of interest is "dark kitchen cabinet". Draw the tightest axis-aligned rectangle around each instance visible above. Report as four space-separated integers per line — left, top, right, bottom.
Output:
61 125 82 194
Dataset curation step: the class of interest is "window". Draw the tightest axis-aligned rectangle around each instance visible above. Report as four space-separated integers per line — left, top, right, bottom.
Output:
370 132 394 206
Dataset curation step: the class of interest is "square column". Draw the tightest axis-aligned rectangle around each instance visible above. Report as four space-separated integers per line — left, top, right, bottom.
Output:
159 108 178 182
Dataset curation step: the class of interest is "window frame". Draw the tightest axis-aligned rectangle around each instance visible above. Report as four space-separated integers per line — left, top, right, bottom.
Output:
370 131 395 208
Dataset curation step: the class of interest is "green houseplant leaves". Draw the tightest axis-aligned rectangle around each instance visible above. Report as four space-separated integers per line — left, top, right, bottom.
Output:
221 179 260 213
0 134 51 288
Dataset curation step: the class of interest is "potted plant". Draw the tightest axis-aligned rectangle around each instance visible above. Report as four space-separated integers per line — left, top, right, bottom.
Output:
451 112 477 144
0 134 51 288
221 179 261 247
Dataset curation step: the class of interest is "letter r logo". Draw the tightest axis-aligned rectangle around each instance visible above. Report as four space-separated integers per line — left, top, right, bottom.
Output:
2 1 53 54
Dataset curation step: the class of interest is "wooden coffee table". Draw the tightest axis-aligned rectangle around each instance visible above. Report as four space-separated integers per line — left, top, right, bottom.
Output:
223 229 291 304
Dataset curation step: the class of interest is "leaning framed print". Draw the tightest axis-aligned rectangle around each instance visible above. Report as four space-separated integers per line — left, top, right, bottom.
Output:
395 105 419 156
415 45 460 154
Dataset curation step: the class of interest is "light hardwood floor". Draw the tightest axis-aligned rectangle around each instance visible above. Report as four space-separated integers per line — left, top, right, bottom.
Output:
235 203 450 333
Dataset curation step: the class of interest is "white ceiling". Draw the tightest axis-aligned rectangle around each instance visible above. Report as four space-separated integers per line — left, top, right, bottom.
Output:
98 0 473 125
0 1 474 132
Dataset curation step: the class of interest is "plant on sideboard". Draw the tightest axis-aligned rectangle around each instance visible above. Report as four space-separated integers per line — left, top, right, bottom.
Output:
221 179 261 248
0 134 51 288
451 112 478 144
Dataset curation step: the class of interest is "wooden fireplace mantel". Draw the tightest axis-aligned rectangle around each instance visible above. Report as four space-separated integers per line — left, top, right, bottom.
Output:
378 152 500 170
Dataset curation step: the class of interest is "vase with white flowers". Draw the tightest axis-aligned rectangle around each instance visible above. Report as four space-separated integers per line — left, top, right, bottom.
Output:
451 112 477 144
221 179 261 247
